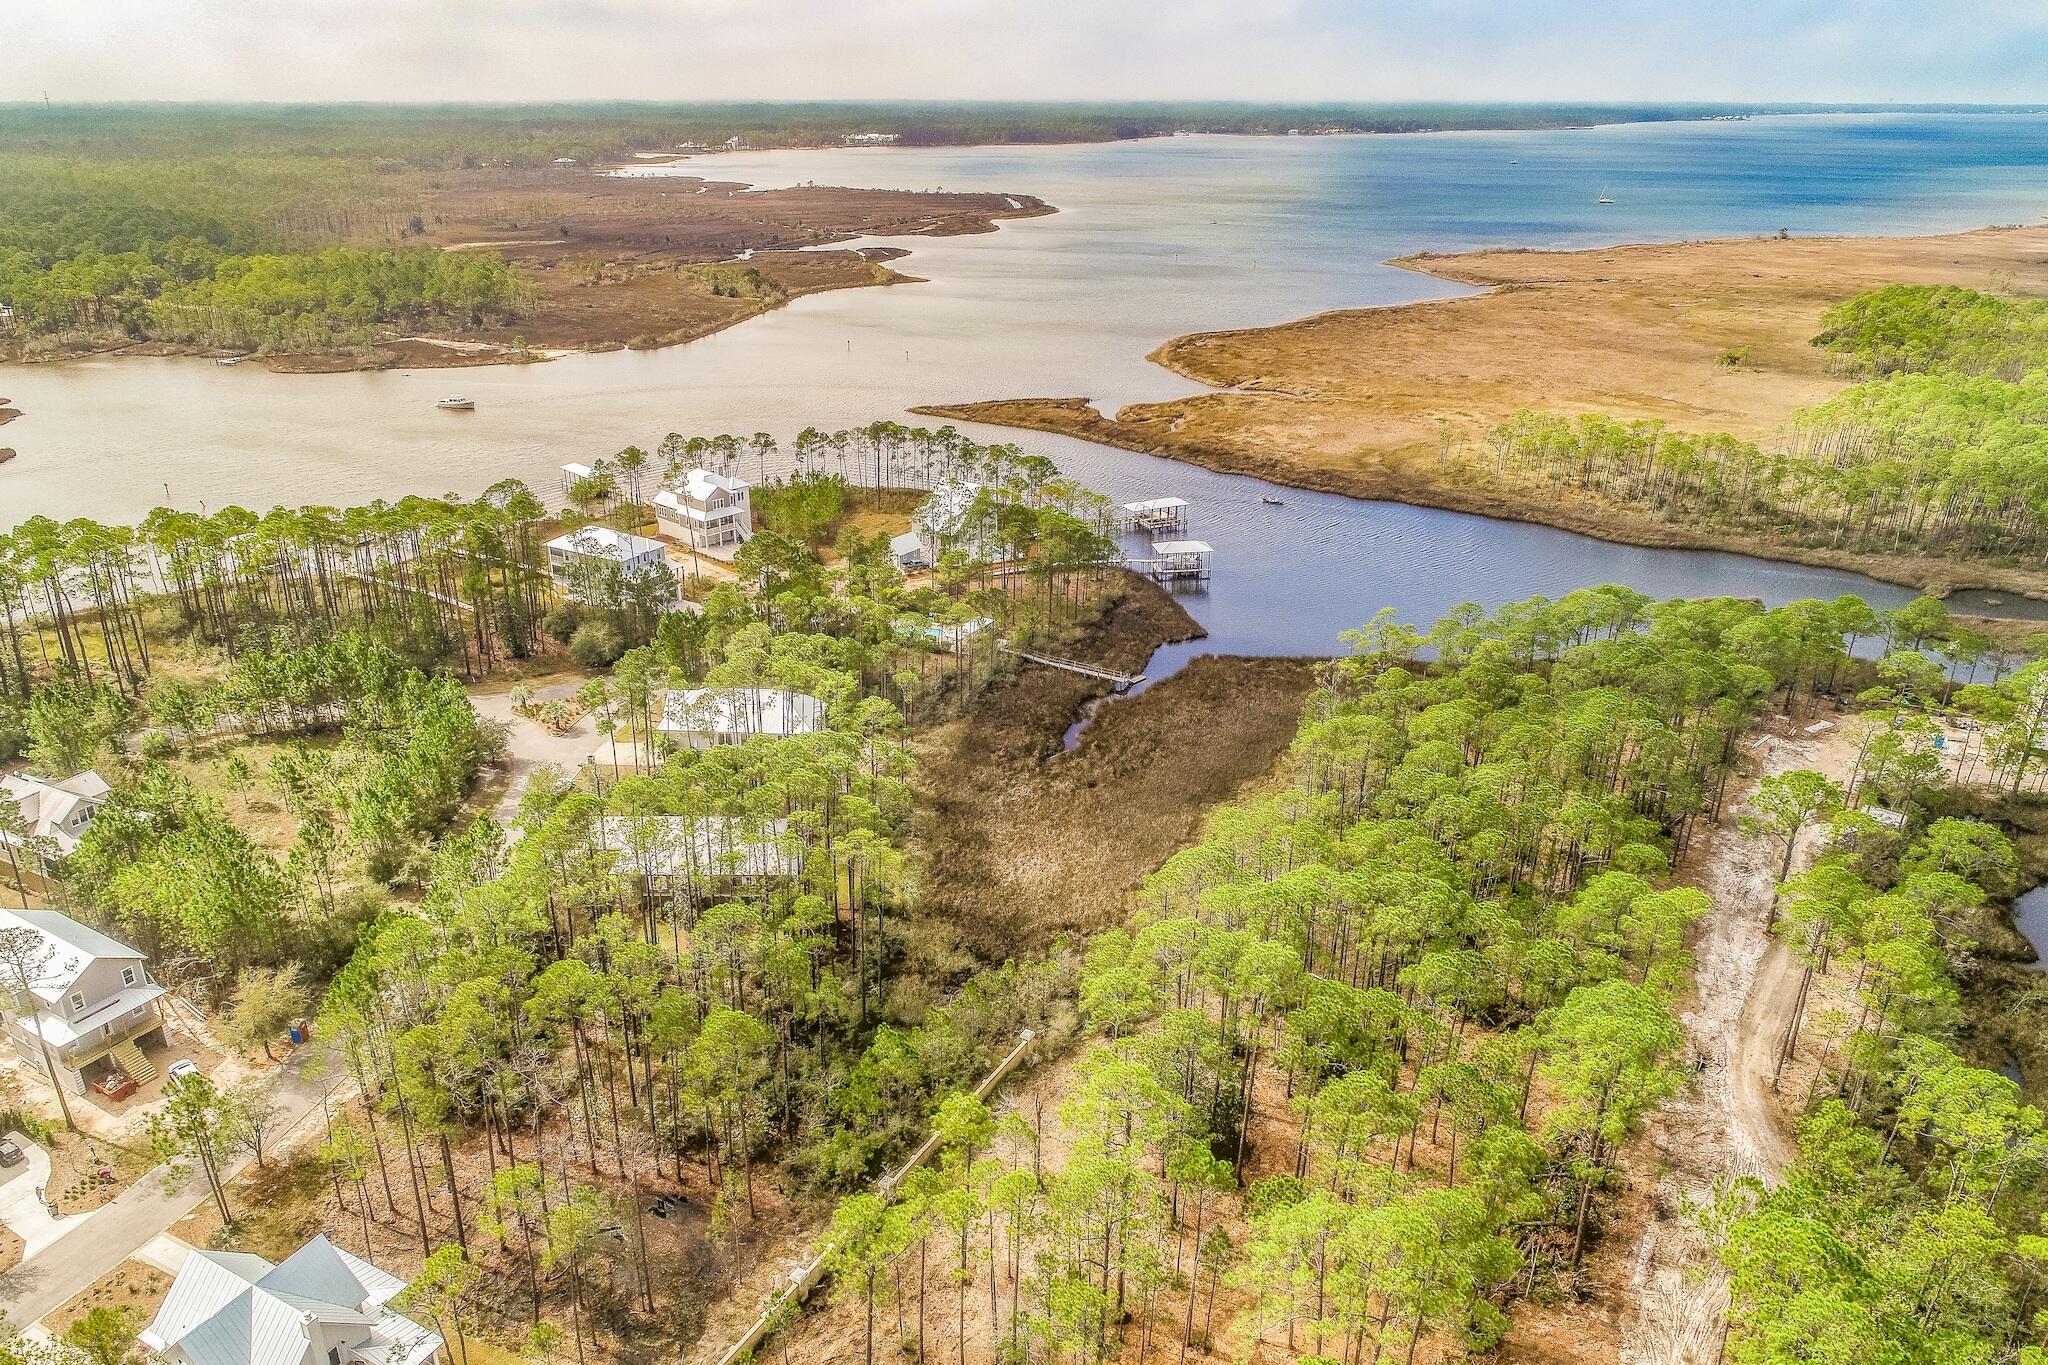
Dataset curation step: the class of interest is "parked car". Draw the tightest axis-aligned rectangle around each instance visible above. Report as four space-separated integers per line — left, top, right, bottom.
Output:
165 1059 203 1089
0 1139 23 1167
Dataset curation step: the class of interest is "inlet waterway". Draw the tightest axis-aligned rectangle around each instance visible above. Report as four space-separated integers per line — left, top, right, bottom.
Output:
8 114 2048 671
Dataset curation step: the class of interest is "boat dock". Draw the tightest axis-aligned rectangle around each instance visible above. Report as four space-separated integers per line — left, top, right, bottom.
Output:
1109 496 1190 535
1128 539 1214 587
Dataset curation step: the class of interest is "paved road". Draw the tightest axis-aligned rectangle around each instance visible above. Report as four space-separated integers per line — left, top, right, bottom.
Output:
0 1046 339 1327
469 677 623 820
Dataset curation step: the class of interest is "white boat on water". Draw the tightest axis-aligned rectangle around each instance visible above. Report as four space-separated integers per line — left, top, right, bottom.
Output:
1598 189 1615 204
214 355 245 366
436 396 476 411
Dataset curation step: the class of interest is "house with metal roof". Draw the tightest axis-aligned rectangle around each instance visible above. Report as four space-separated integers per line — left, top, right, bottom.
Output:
657 687 827 749
908 478 994 563
140 1234 441 1365
2 769 110 858
0 907 168 1096
653 468 754 552
598 815 799 889
544 526 675 603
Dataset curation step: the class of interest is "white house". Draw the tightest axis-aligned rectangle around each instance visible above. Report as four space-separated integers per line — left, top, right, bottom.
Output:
141 1234 441 1365
658 687 827 749
907 478 992 564
2 769 110 858
653 468 754 551
545 527 675 603
598 815 799 888
0 908 166 1095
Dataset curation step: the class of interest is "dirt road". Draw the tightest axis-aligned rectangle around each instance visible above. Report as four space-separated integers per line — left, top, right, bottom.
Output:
1619 719 1859 1365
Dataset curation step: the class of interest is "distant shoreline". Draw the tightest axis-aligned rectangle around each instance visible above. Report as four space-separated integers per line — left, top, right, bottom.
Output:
918 222 2048 608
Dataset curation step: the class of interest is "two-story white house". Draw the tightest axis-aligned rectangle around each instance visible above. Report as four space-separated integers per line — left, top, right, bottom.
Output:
545 527 676 604
0 908 167 1095
141 1234 442 1365
653 469 753 553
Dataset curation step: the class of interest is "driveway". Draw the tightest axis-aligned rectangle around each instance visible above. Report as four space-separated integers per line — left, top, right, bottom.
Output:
0 1046 340 1327
0 1134 93 1262
470 676 635 820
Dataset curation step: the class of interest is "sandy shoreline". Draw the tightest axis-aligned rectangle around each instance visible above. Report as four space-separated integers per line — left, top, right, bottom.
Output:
920 223 2048 603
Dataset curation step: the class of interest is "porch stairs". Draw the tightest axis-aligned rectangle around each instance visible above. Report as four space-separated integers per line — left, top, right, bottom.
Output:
111 1038 157 1085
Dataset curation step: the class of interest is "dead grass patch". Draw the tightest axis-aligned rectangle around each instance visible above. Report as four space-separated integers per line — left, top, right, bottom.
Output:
912 574 1318 958
920 225 2048 598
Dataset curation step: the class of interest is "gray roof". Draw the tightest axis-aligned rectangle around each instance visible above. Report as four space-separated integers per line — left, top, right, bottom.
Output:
0 908 146 1002
142 1235 437 1365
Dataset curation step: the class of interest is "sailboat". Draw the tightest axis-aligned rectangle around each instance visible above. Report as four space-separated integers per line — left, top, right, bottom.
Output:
1597 189 1615 205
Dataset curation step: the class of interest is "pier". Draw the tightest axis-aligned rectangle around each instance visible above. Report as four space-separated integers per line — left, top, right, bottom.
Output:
1000 643 1146 690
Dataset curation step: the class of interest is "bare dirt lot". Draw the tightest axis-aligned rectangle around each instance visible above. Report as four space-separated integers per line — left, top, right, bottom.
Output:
920 224 2048 596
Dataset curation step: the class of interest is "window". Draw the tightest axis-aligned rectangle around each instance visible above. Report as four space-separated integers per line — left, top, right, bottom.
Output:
121 968 136 987
68 993 82 1014
328 1349 341 1365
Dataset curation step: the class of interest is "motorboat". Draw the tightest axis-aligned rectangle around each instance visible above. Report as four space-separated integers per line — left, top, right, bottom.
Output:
437 396 476 411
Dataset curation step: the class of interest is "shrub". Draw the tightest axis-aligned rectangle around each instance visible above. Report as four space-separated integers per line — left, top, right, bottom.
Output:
569 621 626 668
543 603 587 644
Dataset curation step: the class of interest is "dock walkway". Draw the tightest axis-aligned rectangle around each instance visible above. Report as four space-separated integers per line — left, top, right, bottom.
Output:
999 643 1145 690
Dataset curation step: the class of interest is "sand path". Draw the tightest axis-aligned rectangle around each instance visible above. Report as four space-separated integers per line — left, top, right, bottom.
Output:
1619 718 1860 1365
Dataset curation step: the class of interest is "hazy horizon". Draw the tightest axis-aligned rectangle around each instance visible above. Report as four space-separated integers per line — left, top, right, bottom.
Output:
13 1 2048 106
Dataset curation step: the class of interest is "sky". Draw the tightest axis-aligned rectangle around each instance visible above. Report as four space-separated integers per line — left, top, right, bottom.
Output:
9 0 2048 105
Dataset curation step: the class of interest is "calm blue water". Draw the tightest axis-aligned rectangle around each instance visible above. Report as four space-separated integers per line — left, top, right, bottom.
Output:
2016 886 2048 963
5 114 2046 668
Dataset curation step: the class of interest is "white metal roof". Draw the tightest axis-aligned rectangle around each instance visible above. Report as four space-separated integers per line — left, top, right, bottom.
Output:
1 770 110 855
1149 539 1214 555
658 687 827 739
681 467 748 500
1120 497 1188 513
143 1236 437 1365
598 816 797 882
546 526 666 560
560 462 596 479
913 478 985 539
0 908 145 1003
26 981 165 1046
